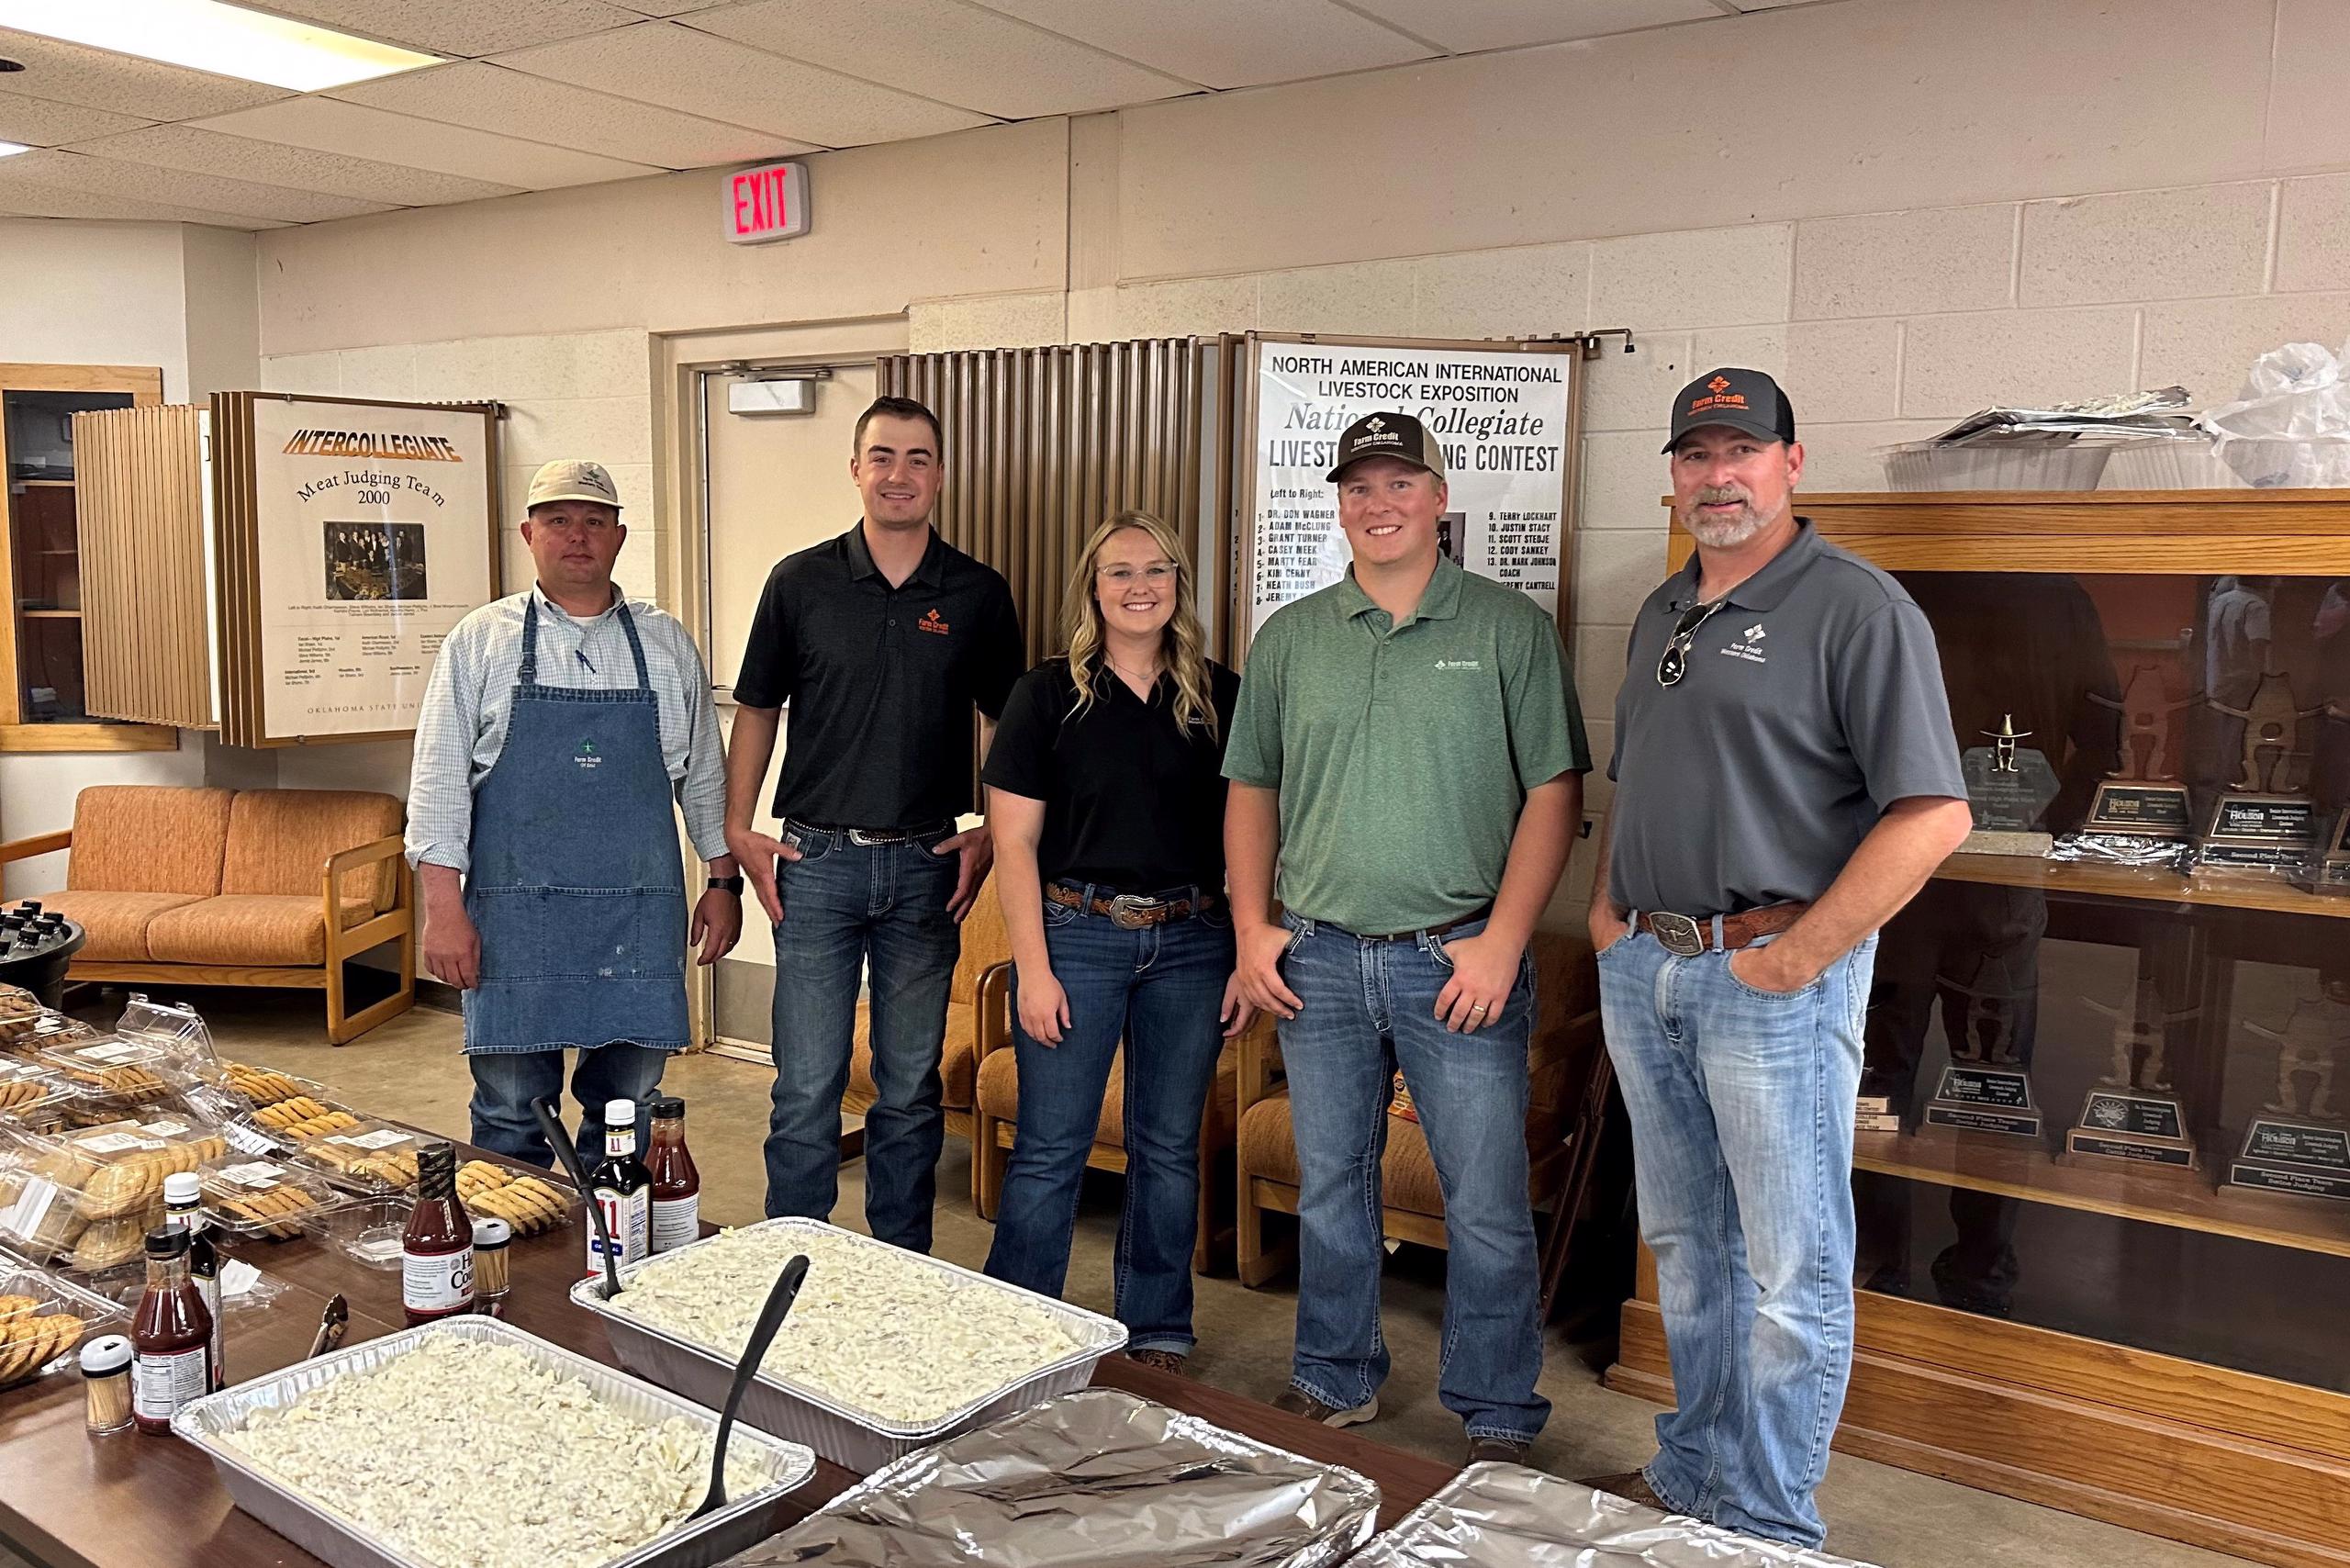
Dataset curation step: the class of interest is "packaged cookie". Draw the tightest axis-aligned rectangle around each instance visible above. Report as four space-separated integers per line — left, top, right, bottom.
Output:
0 1058 76 1131
200 1158 341 1241
292 1121 424 1193
458 1166 576 1238
0 1257 121 1390
0 987 45 1047
37 1036 174 1114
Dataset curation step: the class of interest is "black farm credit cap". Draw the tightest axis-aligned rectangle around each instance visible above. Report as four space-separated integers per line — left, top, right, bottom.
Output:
1326 411 1448 482
1662 367 1797 453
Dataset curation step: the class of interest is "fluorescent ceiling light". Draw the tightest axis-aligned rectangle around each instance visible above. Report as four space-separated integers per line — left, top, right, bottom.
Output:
0 0 439 92
0 140 28 157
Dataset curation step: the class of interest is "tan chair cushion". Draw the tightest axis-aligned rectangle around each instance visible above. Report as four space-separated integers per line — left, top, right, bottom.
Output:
951 892 1010 1007
1238 1093 1447 1219
222 790 404 911
39 890 206 961
973 1043 1239 1150
145 893 374 967
66 787 232 897
847 1000 978 1113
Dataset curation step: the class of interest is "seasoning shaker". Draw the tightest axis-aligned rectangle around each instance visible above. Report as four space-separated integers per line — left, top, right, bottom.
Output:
82 1335 134 1436
472 1215 512 1312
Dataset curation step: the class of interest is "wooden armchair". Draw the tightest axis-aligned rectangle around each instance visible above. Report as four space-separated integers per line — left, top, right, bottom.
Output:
1233 928 1609 1311
0 786 415 1044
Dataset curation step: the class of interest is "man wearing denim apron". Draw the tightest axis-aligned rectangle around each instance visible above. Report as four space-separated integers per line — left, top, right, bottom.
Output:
1584 370 1971 1549
408 460 741 1170
1225 411 1587 1467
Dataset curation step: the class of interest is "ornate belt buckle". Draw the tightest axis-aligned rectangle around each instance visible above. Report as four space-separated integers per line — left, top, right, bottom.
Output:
1650 911 1707 958
1106 894 1164 930
847 828 901 846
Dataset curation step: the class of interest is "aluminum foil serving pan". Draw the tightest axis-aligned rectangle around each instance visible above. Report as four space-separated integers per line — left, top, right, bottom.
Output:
572 1215 1126 1473
1348 1462 1883 1568
170 1315 817 1568
739 1387 1378 1567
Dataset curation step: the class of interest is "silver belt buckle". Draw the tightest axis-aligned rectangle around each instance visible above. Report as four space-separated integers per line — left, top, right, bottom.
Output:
1650 911 1707 958
847 828 904 846
1106 894 1164 930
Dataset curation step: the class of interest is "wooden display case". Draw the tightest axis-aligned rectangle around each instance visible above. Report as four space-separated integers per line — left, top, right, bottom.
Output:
1606 491 2350 1567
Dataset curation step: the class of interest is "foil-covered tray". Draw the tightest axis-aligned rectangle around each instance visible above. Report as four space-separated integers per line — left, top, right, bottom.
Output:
572 1216 1126 1473
738 1387 1379 1567
1348 1462 1883 1568
170 1315 818 1568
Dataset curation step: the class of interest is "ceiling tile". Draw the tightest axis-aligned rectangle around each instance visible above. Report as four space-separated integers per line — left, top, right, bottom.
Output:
70 123 520 207
332 61 811 170
495 20 991 146
0 25 290 119
244 0 638 58
0 87 148 147
686 0 1196 118
193 96 662 189
0 166 283 227
1345 0 1721 52
965 0 1431 89
4 146 392 220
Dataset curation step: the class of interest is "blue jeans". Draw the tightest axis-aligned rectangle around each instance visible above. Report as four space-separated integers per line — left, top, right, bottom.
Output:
466 1044 669 1171
1595 927 1877 1549
1277 913 1550 1442
982 893 1233 1354
765 825 961 1251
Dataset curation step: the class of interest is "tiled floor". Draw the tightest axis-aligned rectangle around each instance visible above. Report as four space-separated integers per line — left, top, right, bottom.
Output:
112 988 2255 1568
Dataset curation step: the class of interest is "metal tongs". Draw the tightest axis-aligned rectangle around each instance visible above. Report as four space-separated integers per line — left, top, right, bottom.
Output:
307 1293 348 1360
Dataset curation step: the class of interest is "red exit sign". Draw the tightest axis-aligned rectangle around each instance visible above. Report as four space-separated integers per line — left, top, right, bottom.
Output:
725 160 810 245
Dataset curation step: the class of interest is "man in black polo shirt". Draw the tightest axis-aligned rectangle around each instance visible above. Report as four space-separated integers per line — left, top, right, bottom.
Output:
724 396 1024 1249
1585 369 1971 1549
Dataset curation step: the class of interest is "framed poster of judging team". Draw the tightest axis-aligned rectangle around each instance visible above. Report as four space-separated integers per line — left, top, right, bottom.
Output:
1232 332 1583 658
213 392 501 746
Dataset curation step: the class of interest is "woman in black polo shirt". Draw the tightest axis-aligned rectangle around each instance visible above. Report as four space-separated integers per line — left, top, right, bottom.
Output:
980 510 1246 1372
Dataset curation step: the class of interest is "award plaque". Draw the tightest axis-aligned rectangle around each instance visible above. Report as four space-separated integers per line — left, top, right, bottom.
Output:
2228 1001 2350 1201
2293 807 2350 896
2083 666 2194 839
1960 713 2060 857
2065 978 2199 1168
2200 672 2322 869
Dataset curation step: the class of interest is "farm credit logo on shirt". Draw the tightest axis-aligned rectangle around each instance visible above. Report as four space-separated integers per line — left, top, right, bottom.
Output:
917 609 951 635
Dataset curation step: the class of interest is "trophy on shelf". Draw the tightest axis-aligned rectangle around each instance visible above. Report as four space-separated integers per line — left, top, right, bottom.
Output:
1924 986 2043 1140
2064 975 2201 1168
1959 712 2061 857
2228 997 2350 1202
2294 806 2350 896
2199 672 2324 869
2081 666 2195 842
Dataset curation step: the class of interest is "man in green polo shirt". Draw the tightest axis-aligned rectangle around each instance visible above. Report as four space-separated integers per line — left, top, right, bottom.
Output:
1225 410 1587 1464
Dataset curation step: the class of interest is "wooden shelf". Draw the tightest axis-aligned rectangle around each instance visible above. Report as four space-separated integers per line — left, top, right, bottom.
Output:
13 478 73 488
18 608 79 620
1933 851 2350 919
1854 1128 2350 1259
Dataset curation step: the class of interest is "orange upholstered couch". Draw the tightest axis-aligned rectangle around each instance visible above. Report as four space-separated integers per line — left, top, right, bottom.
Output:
0 786 414 1043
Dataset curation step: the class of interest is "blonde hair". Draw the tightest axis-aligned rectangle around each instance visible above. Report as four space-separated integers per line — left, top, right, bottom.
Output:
1062 510 1217 738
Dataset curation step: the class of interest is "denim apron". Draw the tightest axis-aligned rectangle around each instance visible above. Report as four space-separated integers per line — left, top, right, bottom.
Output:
461 595 689 1054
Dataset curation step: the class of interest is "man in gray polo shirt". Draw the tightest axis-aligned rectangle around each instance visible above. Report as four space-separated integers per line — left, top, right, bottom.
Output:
1584 369 1970 1549
1225 411 1586 1465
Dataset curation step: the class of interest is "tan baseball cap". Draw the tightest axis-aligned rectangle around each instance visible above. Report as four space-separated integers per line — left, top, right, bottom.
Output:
525 459 621 510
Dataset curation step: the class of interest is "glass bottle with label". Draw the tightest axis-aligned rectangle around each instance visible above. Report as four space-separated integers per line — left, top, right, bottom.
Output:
400 1142 474 1324
587 1097 652 1277
160 1171 223 1390
646 1095 699 1254
130 1226 212 1434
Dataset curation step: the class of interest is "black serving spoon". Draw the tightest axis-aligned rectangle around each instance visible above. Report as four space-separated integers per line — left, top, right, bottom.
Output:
691 1254 811 1520
532 1095 621 1301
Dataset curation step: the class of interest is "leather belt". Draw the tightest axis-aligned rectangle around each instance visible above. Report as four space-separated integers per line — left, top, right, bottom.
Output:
1046 882 1216 929
789 819 952 846
1348 904 1494 944
1636 901 1807 958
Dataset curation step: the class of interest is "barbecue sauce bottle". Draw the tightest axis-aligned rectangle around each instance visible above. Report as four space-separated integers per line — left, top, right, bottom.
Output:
130 1227 213 1434
587 1097 652 1276
400 1142 475 1324
646 1095 700 1254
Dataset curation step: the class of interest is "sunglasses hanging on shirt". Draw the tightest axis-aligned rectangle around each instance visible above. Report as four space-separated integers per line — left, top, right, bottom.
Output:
1656 598 1729 687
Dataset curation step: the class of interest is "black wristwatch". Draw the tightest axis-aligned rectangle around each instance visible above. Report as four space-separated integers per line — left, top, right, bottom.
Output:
708 875 745 894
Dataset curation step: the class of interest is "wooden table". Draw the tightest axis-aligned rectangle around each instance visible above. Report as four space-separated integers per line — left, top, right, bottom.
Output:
0 1200 1456 1568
